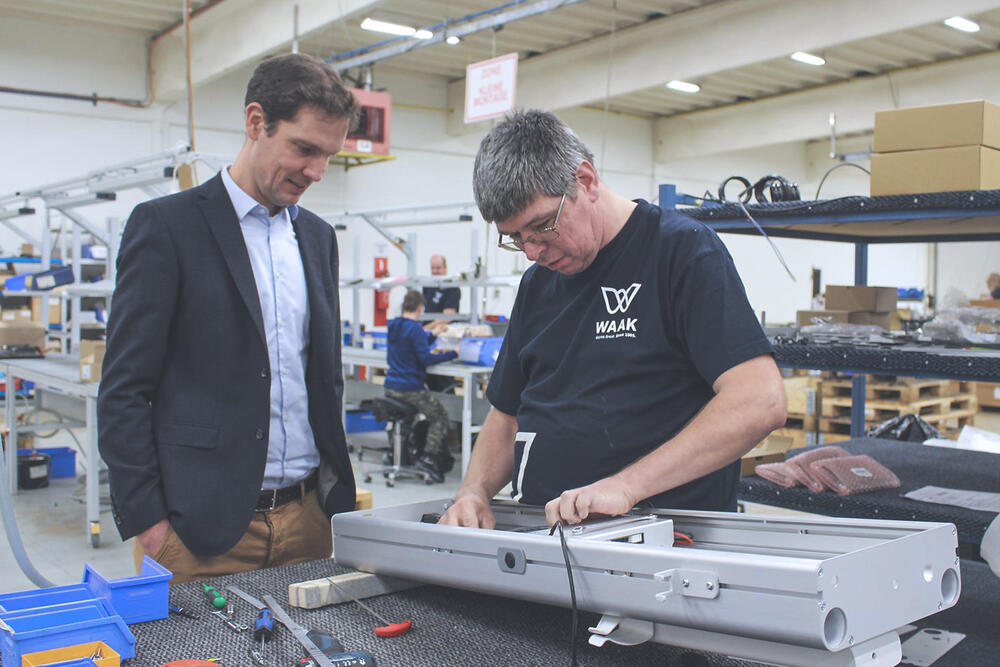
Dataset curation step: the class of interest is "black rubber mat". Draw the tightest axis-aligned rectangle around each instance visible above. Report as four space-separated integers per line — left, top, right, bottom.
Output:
773 343 1000 381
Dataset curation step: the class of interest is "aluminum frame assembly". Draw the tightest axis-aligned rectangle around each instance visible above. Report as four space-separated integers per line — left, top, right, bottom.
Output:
332 499 961 666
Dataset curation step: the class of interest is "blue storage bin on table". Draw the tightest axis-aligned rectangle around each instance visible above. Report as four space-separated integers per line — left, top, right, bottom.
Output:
458 337 503 366
0 598 135 664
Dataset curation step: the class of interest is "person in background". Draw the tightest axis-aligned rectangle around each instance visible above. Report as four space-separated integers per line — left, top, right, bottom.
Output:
385 290 459 482
98 54 359 583
988 272 1000 300
423 254 461 394
423 254 461 314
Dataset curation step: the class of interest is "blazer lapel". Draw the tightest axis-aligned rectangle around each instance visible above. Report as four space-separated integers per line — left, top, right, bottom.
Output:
197 175 267 346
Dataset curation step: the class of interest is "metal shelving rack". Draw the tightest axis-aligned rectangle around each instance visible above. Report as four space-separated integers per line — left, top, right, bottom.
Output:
0 148 227 353
663 184 1000 437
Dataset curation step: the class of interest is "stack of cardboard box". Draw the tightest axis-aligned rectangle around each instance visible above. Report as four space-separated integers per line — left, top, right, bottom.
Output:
871 100 1000 196
797 285 898 329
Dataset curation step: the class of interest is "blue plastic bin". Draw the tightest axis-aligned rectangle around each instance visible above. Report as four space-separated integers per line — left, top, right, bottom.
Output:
82 556 171 623
0 610 135 664
345 411 387 433
18 447 76 478
0 556 170 624
458 337 504 366
4 273 28 291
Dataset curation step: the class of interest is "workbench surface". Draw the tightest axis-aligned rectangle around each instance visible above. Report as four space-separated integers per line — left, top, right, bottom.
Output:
126 557 997 666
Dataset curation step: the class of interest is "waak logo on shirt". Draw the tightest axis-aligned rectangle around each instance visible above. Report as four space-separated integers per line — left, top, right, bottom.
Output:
596 283 641 340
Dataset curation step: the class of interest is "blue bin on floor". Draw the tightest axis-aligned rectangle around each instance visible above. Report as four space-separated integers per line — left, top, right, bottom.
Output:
18 447 76 478
345 410 387 433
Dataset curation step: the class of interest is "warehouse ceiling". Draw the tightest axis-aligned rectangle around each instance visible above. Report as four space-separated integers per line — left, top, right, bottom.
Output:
5 0 1000 119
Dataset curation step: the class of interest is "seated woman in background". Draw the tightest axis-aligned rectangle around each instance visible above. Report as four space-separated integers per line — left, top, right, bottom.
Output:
385 290 459 482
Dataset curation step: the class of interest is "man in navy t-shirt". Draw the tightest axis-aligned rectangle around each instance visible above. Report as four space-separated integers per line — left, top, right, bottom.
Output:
439 110 787 529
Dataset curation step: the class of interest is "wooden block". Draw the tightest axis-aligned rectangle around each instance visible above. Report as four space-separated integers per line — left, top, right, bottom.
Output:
355 487 372 510
288 571 422 609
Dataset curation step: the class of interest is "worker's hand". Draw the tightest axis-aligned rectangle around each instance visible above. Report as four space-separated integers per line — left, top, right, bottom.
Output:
428 319 450 334
137 519 170 556
545 476 637 526
438 491 496 529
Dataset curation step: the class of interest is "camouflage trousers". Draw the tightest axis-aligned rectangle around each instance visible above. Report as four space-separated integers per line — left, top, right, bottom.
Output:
384 388 450 456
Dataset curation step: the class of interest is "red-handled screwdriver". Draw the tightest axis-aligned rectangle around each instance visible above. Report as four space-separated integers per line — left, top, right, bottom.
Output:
327 578 412 637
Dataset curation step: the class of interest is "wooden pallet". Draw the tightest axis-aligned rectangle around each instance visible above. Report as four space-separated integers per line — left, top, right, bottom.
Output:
821 393 977 421
821 376 961 402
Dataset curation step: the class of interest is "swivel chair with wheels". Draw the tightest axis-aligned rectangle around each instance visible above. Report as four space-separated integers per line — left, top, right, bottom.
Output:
363 396 437 487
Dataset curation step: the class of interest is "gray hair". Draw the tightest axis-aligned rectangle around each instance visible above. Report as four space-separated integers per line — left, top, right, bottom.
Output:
472 109 594 224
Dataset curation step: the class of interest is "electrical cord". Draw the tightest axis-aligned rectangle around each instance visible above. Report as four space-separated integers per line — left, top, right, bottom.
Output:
814 162 871 200
549 521 580 667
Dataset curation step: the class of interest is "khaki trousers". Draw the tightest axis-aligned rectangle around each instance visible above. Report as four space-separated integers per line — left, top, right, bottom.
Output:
133 489 332 584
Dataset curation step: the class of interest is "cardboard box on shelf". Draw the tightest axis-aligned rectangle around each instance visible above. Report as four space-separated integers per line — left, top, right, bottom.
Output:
79 339 106 383
1 308 33 322
870 145 1000 196
30 296 62 325
873 100 1000 153
0 321 45 348
974 382 1000 408
19 243 33 257
825 285 898 312
848 311 893 329
796 309 893 329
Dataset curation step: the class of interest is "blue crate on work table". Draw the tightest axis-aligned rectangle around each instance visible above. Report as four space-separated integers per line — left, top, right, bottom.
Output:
458 337 503 366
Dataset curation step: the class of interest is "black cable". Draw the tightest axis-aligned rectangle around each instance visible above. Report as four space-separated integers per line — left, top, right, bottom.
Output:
814 162 871 200
550 521 579 667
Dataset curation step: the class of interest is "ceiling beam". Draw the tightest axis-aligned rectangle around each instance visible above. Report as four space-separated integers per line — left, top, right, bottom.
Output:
652 49 1000 162
446 0 1000 135
151 0 379 102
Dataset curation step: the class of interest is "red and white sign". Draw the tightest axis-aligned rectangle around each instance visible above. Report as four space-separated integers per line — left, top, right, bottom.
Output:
464 52 518 124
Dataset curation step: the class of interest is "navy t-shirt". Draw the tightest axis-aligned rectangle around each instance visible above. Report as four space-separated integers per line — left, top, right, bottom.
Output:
486 200 773 511
423 286 461 313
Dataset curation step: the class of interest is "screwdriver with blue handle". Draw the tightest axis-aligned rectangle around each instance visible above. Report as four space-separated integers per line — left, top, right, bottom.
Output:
253 607 274 664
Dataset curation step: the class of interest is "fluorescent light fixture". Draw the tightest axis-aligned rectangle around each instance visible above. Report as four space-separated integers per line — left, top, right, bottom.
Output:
446 35 461 45
790 51 825 66
361 17 417 37
414 29 433 40
666 80 700 93
944 16 980 32
44 192 116 210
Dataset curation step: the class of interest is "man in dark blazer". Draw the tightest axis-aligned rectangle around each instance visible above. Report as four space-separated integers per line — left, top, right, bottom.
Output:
98 54 359 583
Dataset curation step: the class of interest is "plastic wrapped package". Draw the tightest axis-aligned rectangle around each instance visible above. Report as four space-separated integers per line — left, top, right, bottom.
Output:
808 454 901 496
753 462 802 488
785 446 850 492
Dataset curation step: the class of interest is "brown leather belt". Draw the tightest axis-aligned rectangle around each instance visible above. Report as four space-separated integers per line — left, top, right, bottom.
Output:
256 470 318 512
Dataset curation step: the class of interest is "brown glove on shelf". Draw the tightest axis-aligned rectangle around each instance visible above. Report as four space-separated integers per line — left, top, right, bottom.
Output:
808 454 901 496
753 461 802 488
785 446 851 492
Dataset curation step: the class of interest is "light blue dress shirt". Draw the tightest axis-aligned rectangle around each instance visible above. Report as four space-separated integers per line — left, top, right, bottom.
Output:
221 167 320 489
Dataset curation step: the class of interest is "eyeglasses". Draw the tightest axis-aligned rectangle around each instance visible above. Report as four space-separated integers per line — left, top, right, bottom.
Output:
496 192 567 253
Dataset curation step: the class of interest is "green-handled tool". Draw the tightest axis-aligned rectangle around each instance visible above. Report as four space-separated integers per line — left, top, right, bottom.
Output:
201 583 227 609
